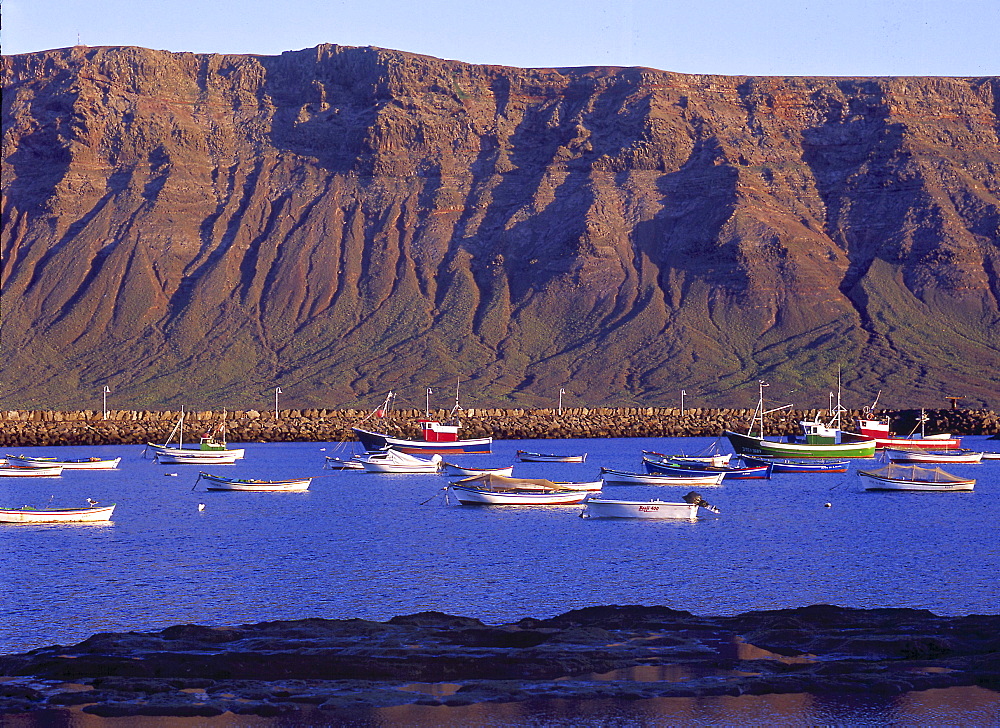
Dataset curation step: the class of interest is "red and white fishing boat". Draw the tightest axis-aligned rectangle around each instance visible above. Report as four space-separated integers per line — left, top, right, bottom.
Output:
843 401 961 450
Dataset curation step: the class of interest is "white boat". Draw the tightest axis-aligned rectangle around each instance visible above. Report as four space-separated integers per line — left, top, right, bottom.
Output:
582 492 719 519
361 450 442 473
599 468 725 487
448 474 591 505
197 472 311 492
0 500 115 523
152 448 242 465
0 464 64 477
6 454 121 470
323 455 365 470
858 463 976 491
440 462 515 477
982 452 1000 460
885 449 984 464
515 451 587 463
146 409 245 464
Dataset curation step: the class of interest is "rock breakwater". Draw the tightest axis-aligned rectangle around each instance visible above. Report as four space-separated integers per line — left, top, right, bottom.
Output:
0 408 997 447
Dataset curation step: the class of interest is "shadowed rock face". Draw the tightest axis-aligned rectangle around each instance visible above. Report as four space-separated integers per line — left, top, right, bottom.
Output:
0 606 997 720
2 45 999 410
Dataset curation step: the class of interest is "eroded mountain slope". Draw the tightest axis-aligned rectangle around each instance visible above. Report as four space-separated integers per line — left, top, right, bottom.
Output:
2 46 998 409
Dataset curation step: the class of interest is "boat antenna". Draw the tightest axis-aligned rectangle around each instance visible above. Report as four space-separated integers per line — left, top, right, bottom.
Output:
863 390 882 417
449 379 464 419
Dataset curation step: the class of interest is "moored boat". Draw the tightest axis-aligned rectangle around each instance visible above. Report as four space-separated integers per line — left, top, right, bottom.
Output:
0 464 64 477
843 404 962 450
440 462 515 477
323 455 366 470
885 449 984 464
599 468 725 487
738 454 849 473
146 409 245 463
582 491 719 519
448 474 591 505
858 463 975 492
352 390 492 454
0 500 115 523
5 454 122 470
642 455 772 479
726 380 877 459
196 472 311 492
151 448 242 465
352 425 493 455
515 451 587 463
644 451 732 467
360 450 442 473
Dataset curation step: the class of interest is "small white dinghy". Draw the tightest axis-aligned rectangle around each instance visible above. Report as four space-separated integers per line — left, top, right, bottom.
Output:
858 463 975 491
0 464 64 477
582 492 720 519
361 450 442 473
0 499 115 523
196 472 312 492
440 462 515 477
885 449 984 464
599 468 725 487
6 454 122 470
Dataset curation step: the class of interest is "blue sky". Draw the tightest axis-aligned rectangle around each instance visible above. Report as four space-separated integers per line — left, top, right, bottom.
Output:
2 0 997 76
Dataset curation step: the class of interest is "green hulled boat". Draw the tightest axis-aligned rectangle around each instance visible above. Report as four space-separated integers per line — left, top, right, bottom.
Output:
725 380 877 459
724 429 877 458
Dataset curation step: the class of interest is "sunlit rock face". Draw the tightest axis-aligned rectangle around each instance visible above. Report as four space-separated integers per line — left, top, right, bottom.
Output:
3 46 998 409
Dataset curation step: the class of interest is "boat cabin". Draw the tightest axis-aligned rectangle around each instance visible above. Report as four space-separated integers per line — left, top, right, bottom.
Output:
799 418 842 445
419 420 460 443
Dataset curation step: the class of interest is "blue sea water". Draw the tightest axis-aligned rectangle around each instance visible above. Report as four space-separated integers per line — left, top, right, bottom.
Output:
2 436 998 724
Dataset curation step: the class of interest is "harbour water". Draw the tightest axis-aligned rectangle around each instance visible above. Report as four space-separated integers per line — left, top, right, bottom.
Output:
2 436 998 724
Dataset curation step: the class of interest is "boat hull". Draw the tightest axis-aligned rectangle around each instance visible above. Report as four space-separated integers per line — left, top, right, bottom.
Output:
148 444 244 463
440 463 515 477
0 465 64 477
725 431 876 458
449 485 588 505
515 451 587 463
643 458 771 479
201 474 311 492
154 452 240 465
859 474 975 491
600 468 725 486
739 455 849 473
885 449 984 464
858 463 976 491
6 456 121 470
583 499 700 519
0 505 115 523
353 427 492 454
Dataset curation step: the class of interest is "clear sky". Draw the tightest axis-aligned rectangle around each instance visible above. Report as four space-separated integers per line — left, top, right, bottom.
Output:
2 0 997 77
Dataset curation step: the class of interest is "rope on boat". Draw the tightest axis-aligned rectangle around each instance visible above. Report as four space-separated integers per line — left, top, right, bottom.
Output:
192 472 203 491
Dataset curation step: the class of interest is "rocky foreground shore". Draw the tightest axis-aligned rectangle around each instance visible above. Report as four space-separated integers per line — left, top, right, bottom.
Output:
2 605 997 722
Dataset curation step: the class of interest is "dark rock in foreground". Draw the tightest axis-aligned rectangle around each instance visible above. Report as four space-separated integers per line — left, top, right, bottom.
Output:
2 605 998 721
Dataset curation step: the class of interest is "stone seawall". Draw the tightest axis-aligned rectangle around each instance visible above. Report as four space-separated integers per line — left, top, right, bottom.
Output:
0 408 997 447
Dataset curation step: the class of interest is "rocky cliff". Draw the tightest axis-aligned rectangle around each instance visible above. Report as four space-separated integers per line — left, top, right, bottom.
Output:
2 45 999 410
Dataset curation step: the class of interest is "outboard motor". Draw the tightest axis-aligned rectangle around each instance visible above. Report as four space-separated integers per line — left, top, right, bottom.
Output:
683 491 720 513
